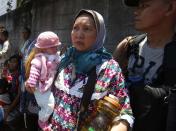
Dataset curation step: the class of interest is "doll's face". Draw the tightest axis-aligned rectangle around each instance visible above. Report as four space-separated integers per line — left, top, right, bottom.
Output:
44 46 58 55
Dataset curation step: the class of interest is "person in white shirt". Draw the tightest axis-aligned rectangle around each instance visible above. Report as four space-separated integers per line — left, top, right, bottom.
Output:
0 29 11 79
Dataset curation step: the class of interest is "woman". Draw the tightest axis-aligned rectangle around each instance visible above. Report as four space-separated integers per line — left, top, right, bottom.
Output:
27 9 134 131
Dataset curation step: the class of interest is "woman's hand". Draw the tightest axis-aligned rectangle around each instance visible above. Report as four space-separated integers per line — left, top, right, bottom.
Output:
110 122 129 131
25 82 36 94
110 119 130 131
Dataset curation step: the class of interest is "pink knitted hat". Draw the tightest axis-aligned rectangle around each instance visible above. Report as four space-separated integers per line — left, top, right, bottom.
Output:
35 31 61 49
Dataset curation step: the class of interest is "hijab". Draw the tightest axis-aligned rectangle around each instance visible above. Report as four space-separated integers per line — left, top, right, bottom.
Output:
58 9 112 74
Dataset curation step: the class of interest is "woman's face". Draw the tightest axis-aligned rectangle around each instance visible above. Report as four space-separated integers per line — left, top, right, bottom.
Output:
71 14 97 51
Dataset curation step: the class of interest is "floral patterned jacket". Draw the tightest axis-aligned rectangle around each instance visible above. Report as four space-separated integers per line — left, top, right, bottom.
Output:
50 59 133 131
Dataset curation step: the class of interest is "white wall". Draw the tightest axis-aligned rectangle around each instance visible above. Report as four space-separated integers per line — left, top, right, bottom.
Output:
0 0 16 16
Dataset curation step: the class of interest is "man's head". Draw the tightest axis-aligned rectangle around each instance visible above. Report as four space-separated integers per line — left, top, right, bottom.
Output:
8 54 21 72
21 27 31 41
124 0 176 32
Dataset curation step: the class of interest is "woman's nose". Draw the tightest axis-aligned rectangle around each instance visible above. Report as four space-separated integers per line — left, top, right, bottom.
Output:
76 29 84 39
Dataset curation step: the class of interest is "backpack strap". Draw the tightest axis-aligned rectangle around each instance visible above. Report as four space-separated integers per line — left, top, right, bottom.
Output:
76 66 97 131
127 34 147 58
113 34 146 77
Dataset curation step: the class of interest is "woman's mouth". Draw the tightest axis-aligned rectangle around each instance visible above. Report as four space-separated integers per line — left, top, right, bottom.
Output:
75 41 84 45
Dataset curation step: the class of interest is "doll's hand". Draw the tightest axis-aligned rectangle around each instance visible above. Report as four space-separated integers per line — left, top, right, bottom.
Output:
25 82 36 94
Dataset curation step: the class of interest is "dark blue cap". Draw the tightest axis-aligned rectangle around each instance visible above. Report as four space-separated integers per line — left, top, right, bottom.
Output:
124 0 140 6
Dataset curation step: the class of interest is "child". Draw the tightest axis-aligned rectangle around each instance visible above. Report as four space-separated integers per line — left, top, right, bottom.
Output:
2 54 21 128
25 31 61 131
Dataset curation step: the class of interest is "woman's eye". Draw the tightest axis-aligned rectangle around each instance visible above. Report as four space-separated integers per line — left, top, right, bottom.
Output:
73 26 79 31
84 27 90 31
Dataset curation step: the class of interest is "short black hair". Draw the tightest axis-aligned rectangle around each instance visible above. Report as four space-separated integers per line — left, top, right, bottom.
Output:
22 27 31 35
4 59 9 66
9 54 22 68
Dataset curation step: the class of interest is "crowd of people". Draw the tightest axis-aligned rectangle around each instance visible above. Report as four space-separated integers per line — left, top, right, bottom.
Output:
0 0 175 131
